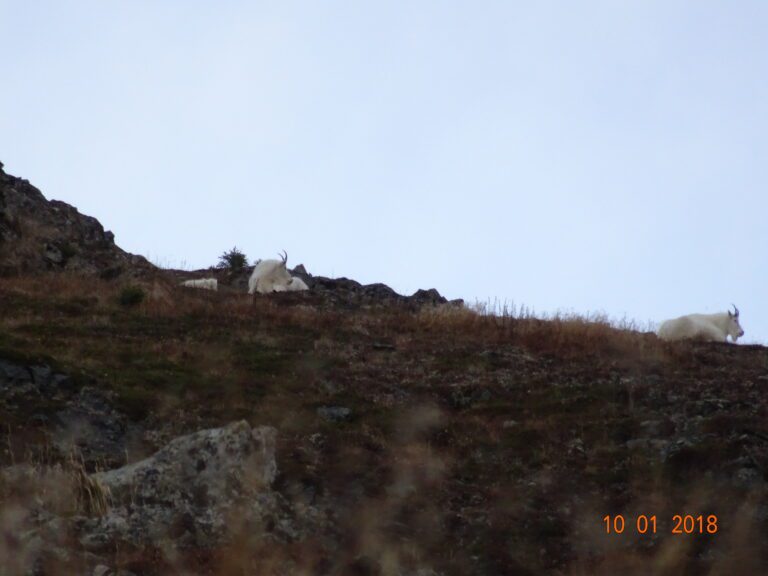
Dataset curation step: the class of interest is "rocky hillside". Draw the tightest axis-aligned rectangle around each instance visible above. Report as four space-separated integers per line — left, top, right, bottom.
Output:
0 162 453 308
1 165 768 576
0 162 152 277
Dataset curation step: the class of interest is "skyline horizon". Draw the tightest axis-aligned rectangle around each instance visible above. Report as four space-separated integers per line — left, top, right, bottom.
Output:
3 1 766 344
1 157 757 343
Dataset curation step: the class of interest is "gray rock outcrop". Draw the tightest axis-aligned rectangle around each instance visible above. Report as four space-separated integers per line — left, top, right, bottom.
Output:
81 420 279 550
224 263 462 309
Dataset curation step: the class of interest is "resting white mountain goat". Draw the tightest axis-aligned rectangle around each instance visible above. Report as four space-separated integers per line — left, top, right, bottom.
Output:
180 278 218 291
657 305 744 343
247 251 309 294
286 276 309 292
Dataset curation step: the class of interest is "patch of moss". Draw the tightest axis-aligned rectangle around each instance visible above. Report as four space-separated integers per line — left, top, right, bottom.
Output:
60 242 78 260
232 341 291 375
115 353 209 395
53 295 98 316
0 335 66 372
119 286 145 307
432 349 492 372
114 386 155 421
0 291 41 315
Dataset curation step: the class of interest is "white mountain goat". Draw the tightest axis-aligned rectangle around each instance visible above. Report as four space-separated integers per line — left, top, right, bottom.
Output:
657 305 745 343
248 251 309 294
286 276 309 292
180 278 218 291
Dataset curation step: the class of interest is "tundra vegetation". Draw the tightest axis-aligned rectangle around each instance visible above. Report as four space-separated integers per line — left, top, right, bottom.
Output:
1 273 767 575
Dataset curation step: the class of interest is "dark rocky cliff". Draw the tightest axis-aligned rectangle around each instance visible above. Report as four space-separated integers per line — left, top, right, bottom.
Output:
0 161 152 277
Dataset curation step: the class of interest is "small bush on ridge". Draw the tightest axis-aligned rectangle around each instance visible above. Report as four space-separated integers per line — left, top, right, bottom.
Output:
218 246 248 273
119 285 145 307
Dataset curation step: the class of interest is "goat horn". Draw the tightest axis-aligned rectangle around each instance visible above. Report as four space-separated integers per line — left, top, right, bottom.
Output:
732 303 739 316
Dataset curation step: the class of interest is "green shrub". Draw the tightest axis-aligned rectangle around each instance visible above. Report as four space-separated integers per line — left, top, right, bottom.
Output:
218 246 248 273
60 242 78 260
119 285 145 307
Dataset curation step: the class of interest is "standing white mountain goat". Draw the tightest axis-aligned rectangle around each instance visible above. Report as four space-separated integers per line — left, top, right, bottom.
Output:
180 278 218 291
657 305 745 343
248 251 309 294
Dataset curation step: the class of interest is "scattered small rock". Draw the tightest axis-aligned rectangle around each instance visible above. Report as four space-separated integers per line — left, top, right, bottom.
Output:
317 406 352 422
93 564 112 576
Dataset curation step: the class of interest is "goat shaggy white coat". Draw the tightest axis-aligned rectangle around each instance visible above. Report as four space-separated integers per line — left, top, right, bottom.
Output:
286 276 309 292
180 278 218 291
657 306 744 343
248 251 309 294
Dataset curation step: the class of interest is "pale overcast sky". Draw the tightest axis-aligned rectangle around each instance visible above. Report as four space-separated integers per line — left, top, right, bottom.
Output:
2 1 766 343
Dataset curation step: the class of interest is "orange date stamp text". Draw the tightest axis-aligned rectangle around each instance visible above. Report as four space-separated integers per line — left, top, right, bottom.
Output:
603 514 718 535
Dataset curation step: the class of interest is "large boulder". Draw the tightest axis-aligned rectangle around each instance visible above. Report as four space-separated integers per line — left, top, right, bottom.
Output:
81 421 278 550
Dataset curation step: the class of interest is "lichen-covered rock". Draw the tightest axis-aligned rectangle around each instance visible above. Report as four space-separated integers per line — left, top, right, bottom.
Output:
82 421 278 550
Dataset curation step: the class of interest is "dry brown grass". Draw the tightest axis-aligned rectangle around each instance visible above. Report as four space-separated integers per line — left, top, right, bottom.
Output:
0 444 115 575
69 451 111 516
414 299 666 366
0 273 664 367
